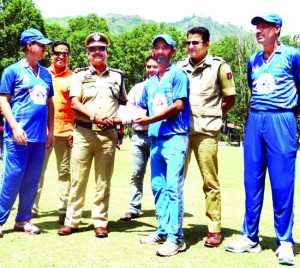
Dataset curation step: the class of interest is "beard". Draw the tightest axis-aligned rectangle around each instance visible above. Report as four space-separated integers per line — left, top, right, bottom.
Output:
154 52 172 64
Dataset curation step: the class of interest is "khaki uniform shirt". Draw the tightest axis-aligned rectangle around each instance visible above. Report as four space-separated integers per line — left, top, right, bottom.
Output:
70 65 127 122
177 53 236 136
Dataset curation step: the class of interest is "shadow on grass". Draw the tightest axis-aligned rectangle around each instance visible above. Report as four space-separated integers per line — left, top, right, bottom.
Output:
27 208 300 258
182 224 300 256
33 209 158 234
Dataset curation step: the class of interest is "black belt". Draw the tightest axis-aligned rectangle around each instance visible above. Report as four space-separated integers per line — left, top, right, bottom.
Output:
76 120 93 129
134 130 148 135
75 120 115 131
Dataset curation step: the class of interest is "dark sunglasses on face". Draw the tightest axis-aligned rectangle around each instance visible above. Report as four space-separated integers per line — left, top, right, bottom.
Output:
52 51 69 57
88 46 107 52
185 41 204 46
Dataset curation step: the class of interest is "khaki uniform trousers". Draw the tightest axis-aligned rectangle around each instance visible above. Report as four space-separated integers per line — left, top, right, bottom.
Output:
33 136 72 214
185 134 221 233
65 126 117 228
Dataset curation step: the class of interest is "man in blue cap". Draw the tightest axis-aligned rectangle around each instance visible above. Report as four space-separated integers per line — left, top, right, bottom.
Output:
0 28 54 238
225 13 300 266
136 34 190 257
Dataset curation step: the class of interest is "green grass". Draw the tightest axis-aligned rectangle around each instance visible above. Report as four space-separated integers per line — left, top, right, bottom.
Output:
0 140 300 268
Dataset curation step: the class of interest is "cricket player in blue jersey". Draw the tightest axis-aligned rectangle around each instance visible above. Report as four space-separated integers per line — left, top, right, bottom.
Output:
225 13 300 266
0 28 54 238
136 34 190 257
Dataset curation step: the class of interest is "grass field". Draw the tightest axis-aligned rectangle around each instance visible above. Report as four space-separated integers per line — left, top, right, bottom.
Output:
0 139 300 268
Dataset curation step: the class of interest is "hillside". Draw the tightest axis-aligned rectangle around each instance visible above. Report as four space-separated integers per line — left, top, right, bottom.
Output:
45 14 249 41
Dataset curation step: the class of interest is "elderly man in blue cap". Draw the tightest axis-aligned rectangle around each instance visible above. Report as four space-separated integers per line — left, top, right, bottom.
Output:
136 34 190 257
0 28 54 238
225 13 300 266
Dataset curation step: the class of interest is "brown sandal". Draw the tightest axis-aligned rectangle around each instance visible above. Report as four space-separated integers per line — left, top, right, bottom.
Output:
120 212 139 221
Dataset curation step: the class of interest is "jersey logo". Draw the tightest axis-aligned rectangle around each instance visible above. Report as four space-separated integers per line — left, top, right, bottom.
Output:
255 73 275 94
29 85 47 105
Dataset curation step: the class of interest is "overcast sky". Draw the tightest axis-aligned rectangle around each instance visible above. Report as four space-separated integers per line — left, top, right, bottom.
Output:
32 0 298 36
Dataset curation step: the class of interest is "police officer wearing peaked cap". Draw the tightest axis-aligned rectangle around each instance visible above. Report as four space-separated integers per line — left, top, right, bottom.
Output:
84 32 110 47
58 30 127 238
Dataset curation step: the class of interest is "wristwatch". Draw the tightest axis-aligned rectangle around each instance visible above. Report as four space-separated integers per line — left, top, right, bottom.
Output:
89 114 96 122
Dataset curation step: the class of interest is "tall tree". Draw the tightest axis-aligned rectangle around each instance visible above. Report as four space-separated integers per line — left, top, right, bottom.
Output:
0 0 47 74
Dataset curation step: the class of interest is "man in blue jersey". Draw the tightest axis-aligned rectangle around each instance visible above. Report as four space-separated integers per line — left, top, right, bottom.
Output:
136 34 190 257
0 28 54 238
224 13 300 266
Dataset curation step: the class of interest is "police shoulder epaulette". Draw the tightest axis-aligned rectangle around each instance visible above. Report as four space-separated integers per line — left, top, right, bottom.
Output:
108 67 124 75
74 66 90 73
212 56 226 63
176 58 189 67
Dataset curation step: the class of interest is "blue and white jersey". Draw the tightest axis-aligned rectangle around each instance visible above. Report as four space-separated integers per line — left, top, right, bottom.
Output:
0 58 54 142
247 44 300 111
138 64 190 138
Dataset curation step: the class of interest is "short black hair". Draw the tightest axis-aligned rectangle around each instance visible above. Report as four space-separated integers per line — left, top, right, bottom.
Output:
145 54 154 62
52 41 71 53
187 27 210 42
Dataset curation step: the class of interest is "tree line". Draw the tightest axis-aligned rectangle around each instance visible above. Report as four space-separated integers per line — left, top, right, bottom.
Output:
1 0 300 142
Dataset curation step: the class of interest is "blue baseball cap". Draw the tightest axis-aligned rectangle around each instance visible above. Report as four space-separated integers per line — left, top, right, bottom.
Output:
152 34 175 48
20 28 52 46
251 13 282 27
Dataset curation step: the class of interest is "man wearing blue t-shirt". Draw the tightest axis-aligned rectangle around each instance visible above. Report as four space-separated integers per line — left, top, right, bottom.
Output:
0 28 54 238
225 13 300 266
136 34 190 257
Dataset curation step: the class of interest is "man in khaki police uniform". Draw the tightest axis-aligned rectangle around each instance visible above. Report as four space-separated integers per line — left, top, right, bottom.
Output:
58 32 127 238
177 26 236 247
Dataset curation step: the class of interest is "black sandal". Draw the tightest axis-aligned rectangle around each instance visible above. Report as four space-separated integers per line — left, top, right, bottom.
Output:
120 212 139 221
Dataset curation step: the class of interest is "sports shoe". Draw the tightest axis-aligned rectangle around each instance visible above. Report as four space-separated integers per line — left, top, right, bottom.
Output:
140 232 167 245
14 219 40 235
275 241 295 266
0 225 3 238
224 235 261 253
156 240 186 257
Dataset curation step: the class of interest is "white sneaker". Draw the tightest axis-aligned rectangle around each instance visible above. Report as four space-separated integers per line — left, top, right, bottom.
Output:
0 225 3 238
156 240 186 257
14 219 40 235
275 241 295 266
224 235 261 253
140 232 166 244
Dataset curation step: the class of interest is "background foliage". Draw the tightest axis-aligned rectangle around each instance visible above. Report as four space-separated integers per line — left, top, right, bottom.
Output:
1 0 300 141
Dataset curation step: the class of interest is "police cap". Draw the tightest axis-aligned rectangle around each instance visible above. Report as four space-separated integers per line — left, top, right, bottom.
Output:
84 32 110 47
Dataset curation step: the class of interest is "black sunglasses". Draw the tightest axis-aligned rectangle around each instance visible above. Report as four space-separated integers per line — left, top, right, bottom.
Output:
88 46 107 52
52 51 69 57
185 41 204 46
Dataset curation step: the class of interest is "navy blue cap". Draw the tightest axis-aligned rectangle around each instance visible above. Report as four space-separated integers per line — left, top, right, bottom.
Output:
152 34 175 48
20 28 52 46
251 13 282 27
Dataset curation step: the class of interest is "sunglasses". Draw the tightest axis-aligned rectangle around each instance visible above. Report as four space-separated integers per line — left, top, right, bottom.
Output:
52 51 69 57
88 46 107 52
185 41 204 46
